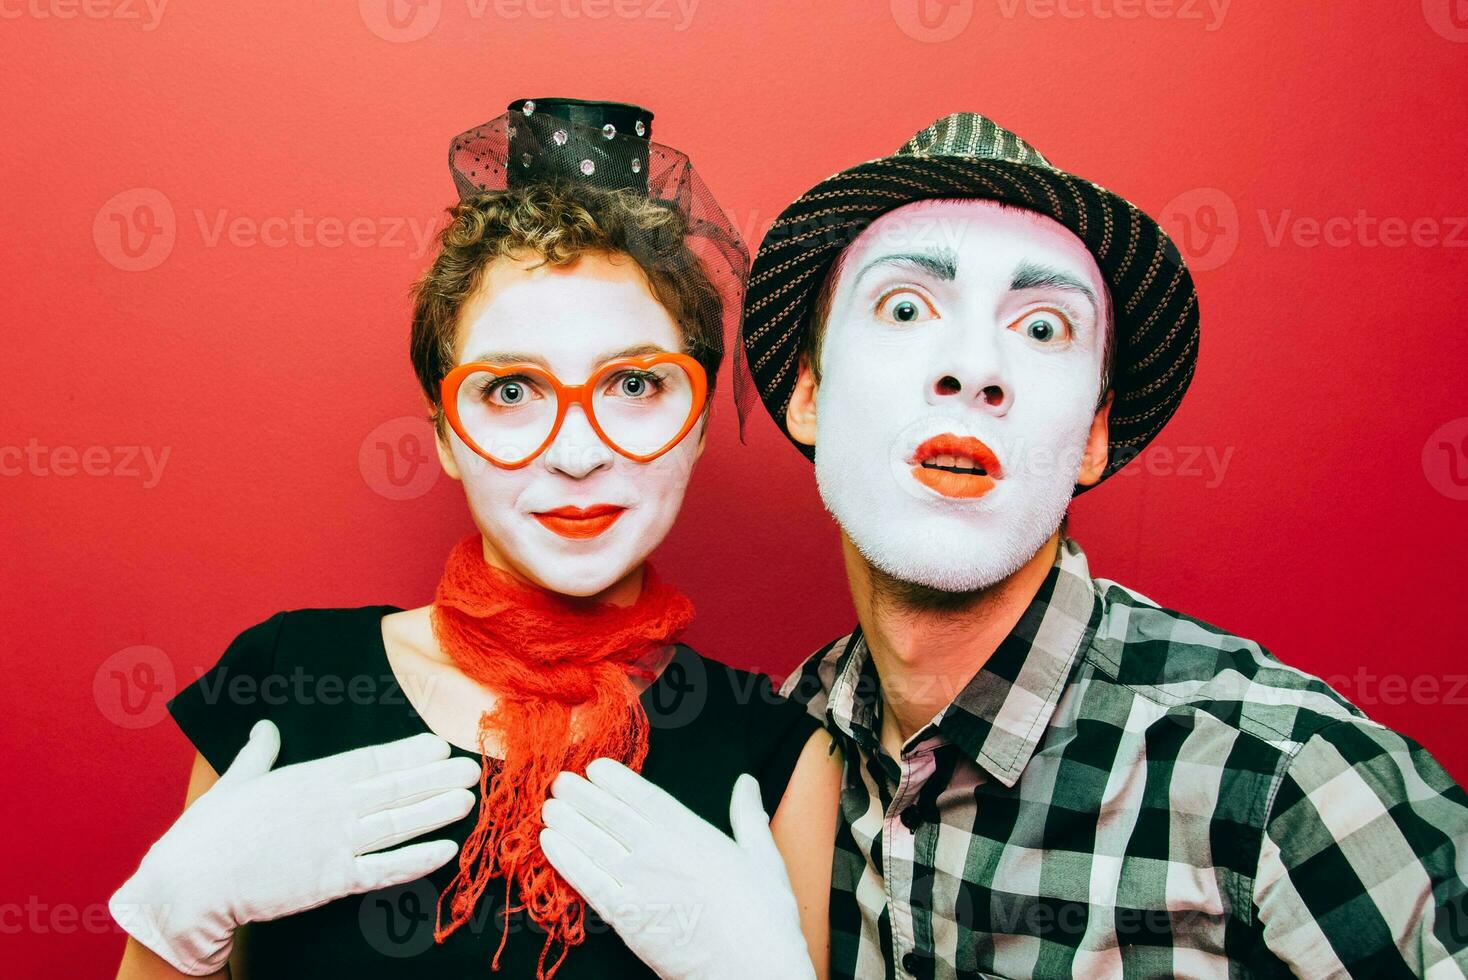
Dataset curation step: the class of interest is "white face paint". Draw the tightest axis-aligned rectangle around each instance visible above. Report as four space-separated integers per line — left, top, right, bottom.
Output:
810 199 1109 592
441 250 704 599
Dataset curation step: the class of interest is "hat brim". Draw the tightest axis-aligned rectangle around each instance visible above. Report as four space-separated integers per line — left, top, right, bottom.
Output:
741 154 1199 493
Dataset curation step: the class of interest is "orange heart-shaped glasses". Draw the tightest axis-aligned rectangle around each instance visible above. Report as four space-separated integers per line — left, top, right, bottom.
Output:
440 352 709 470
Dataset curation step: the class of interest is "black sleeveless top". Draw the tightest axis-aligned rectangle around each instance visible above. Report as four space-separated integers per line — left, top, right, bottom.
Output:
165 605 821 979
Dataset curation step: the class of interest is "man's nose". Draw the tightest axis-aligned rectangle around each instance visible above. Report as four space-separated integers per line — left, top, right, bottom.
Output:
924 328 1013 415
540 405 615 478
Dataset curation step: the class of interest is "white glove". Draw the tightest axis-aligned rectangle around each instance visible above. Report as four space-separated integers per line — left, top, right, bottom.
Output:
539 758 815 980
109 719 479 976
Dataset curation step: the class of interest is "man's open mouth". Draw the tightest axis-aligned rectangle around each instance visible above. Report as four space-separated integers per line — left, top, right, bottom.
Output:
907 434 1003 499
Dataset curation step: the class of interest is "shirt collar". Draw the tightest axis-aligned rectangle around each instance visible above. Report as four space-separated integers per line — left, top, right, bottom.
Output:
824 535 1101 787
824 631 883 757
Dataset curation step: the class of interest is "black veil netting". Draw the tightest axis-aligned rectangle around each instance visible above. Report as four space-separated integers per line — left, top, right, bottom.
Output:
447 98 757 440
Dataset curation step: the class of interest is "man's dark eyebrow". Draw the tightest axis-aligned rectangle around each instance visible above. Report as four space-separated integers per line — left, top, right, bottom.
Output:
852 247 959 287
1010 261 1099 311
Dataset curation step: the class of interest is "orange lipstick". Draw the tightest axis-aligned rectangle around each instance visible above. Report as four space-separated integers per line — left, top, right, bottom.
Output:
909 434 1002 499
532 504 627 539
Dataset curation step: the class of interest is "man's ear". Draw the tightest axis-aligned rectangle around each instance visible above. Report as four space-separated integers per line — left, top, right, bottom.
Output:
785 356 819 448
1076 389 1114 487
434 418 463 482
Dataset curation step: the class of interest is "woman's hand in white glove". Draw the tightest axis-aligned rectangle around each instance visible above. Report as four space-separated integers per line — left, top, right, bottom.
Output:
539 759 815 980
109 720 479 976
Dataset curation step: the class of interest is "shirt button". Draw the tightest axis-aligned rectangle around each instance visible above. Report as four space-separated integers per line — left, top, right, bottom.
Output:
899 805 922 831
901 950 922 973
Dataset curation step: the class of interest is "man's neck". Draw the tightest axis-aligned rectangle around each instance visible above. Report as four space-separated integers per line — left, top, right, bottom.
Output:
842 530 1062 758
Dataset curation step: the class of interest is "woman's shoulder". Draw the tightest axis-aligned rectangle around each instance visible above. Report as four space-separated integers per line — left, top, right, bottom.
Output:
672 642 792 712
657 645 824 790
167 604 413 774
263 605 417 727
669 644 806 714
270 603 405 636
244 603 404 668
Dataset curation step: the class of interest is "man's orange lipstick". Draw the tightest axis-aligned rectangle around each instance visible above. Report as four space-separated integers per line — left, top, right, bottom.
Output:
532 504 627 539
908 434 1002 499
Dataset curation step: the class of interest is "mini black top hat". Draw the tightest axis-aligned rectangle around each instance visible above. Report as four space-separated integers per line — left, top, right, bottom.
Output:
501 98 654 195
741 112 1200 493
452 98 661 201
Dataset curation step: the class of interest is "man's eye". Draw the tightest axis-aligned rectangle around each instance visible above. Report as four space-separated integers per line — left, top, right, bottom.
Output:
877 291 933 324
1014 310 1071 345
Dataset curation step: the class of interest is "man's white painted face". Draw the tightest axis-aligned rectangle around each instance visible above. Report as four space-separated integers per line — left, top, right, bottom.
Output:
809 198 1110 592
440 250 704 598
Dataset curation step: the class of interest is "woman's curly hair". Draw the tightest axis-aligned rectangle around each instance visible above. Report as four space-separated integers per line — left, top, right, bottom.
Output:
410 181 725 437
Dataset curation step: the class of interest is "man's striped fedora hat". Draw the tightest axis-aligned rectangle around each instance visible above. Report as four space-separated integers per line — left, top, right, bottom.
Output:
739 111 1199 493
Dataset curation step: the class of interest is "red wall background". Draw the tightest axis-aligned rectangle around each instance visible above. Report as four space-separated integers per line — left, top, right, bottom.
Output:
3 2 1466 974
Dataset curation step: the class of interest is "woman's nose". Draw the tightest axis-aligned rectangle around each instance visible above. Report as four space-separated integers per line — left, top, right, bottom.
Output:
541 406 615 478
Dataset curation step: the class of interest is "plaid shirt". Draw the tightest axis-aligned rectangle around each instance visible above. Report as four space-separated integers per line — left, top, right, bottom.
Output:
781 535 1468 979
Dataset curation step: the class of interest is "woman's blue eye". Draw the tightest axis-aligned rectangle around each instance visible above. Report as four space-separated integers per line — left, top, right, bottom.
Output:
609 370 663 398
1027 319 1055 342
892 300 920 322
481 376 536 405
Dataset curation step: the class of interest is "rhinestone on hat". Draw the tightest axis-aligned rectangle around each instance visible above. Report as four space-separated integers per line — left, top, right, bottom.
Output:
521 152 531 167
602 123 616 139
580 159 595 175
522 100 536 116
553 129 568 146
635 120 646 137
631 158 641 173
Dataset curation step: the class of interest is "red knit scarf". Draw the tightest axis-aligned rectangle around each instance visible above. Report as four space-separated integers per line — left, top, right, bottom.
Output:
429 533 694 979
